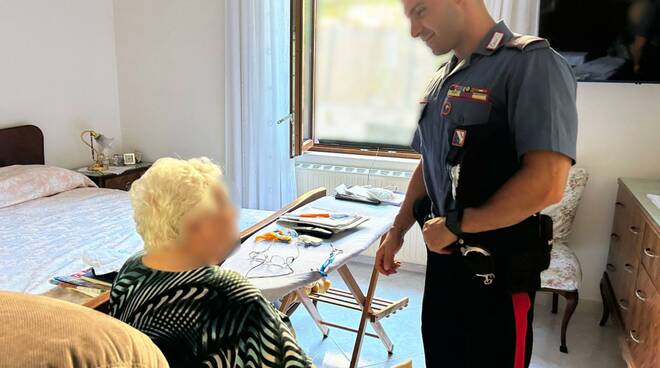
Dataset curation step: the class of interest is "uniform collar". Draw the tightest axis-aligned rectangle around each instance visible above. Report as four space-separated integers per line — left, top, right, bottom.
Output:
446 21 514 72
472 21 515 56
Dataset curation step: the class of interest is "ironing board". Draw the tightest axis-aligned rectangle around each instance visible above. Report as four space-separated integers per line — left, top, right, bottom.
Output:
222 196 409 368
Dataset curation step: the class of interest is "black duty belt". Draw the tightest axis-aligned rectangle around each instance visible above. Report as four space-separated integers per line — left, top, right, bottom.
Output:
432 122 554 292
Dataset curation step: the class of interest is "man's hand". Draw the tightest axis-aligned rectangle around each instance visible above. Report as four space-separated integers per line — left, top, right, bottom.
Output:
422 217 457 254
375 230 404 275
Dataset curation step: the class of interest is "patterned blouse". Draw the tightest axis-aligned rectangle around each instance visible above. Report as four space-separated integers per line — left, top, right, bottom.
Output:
109 252 312 367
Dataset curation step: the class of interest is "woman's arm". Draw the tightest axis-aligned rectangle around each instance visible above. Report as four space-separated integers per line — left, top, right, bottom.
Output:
235 297 313 367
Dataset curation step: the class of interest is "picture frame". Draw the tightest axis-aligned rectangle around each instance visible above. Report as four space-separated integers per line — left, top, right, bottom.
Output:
123 153 136 165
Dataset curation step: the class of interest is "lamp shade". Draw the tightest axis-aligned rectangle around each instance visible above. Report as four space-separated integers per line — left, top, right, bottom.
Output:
94 134 114 154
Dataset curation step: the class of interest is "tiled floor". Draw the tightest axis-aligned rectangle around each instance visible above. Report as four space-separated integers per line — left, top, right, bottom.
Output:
289 262 626 368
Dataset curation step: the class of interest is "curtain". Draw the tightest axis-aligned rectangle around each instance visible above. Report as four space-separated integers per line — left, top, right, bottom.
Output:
224 0 297 211
485 0 541 35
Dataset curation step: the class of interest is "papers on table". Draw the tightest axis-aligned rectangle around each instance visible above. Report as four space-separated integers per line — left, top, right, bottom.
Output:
278 211 369 234
647 194 660 210
335 184 405 206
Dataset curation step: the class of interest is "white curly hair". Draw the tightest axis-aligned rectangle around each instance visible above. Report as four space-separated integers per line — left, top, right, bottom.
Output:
129 157 224 252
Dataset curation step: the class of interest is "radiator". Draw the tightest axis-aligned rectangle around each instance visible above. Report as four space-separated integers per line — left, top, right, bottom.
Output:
296 162 427 265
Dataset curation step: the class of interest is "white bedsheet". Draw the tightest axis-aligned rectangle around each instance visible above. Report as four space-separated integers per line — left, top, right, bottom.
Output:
0 188 394 299
223 196 399 301
0 188 141 294
0 187 274 294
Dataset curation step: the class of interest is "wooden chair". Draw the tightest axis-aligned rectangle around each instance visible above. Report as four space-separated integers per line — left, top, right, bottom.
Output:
539 168 589 353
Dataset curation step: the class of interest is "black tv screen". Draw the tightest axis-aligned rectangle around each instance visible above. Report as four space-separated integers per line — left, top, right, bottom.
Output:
539 0 660 83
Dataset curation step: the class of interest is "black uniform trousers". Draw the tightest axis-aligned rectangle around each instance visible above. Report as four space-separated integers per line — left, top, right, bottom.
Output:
415 200 535 368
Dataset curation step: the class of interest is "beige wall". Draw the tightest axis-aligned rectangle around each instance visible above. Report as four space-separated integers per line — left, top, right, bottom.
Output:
0 0 121 169
112 0 225 166
571 82 660 301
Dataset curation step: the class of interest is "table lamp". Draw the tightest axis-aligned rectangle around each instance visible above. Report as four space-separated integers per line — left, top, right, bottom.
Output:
80 130 114 172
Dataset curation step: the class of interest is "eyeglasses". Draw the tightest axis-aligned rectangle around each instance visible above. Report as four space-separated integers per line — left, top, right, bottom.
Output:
245 242 300 279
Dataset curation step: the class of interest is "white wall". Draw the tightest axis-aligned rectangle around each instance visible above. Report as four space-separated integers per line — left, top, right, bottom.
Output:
570 83 660 301
112 0 225 166
0 0 121 169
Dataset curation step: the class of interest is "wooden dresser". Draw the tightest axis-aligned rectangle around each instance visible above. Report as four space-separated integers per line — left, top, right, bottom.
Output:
601 178 660 367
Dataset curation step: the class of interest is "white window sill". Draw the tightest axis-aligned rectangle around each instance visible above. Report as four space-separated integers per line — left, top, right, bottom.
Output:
295 151 419 172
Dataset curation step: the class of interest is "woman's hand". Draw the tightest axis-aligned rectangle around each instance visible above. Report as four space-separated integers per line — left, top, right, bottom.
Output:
375 230 404 275
422 217 457 254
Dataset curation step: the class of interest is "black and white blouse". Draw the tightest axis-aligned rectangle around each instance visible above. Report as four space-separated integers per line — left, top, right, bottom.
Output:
109 252 312 368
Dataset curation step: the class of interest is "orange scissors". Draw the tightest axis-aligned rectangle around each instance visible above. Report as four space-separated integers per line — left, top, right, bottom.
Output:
299 213 331 218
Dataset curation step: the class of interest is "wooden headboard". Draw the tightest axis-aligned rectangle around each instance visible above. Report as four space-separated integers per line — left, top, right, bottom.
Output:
0 125 45 167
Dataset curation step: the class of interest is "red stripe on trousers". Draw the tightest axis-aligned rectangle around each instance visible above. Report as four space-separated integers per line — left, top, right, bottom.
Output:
512 292 531 368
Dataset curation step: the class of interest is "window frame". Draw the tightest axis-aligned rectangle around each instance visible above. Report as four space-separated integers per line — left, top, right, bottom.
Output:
289 0 420 159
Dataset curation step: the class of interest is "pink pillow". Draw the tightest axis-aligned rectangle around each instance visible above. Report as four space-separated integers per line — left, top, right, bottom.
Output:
0 165 97 209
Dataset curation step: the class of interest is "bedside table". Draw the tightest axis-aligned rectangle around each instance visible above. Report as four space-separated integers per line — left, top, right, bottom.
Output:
83 162 152 191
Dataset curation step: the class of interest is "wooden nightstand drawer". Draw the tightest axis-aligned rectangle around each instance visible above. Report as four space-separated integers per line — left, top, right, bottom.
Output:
83 163 152 191
103 170 145 191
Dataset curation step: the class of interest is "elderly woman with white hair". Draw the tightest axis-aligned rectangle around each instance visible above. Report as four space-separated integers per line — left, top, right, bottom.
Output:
109 157 312 367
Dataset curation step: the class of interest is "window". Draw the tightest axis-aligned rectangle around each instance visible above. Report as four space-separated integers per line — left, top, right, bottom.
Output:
290 0 448 158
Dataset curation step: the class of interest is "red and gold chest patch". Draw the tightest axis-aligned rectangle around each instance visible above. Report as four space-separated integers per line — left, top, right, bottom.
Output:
447 84 490 103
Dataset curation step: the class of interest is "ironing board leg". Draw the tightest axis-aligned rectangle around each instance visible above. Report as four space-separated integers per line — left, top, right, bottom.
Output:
370 320 394 353
295 288 330 337
338 264 390 368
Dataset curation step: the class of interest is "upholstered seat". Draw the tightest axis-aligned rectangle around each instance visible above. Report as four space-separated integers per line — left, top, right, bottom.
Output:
539 167 588 354
541 242 582 291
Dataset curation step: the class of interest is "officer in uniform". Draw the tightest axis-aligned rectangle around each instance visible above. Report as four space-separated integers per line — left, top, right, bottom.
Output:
375 1 578 367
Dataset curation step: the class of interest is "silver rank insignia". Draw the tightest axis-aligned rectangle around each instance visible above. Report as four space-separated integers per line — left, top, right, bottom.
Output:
450 164 461 200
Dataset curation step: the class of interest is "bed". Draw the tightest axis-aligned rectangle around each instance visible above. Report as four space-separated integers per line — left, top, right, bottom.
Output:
0 125 323 303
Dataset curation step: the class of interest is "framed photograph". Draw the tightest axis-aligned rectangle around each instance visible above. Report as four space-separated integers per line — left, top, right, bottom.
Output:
123 153 136 165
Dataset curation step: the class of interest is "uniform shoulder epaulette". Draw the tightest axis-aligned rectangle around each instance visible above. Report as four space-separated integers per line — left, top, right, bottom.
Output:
506 34 550 52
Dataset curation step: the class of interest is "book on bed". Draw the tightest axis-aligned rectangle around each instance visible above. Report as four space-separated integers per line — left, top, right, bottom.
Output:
50 268 117 297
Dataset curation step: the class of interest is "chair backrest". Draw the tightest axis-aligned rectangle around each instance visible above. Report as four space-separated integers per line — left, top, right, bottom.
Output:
393 360 413 368
541 167 589 244
0 291 169 368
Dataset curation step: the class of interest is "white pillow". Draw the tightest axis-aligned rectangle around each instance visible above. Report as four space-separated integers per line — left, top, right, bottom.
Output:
0 165 96 209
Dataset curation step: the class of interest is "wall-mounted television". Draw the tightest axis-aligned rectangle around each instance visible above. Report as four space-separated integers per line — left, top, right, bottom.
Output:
538 0 660 83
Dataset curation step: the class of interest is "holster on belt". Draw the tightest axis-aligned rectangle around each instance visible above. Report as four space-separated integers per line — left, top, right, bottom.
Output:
440 122 554 293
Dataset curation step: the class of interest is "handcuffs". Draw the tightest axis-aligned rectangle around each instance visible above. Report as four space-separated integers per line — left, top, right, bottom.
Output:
459 242 496 286
450 209 496 286
432 208 496 286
